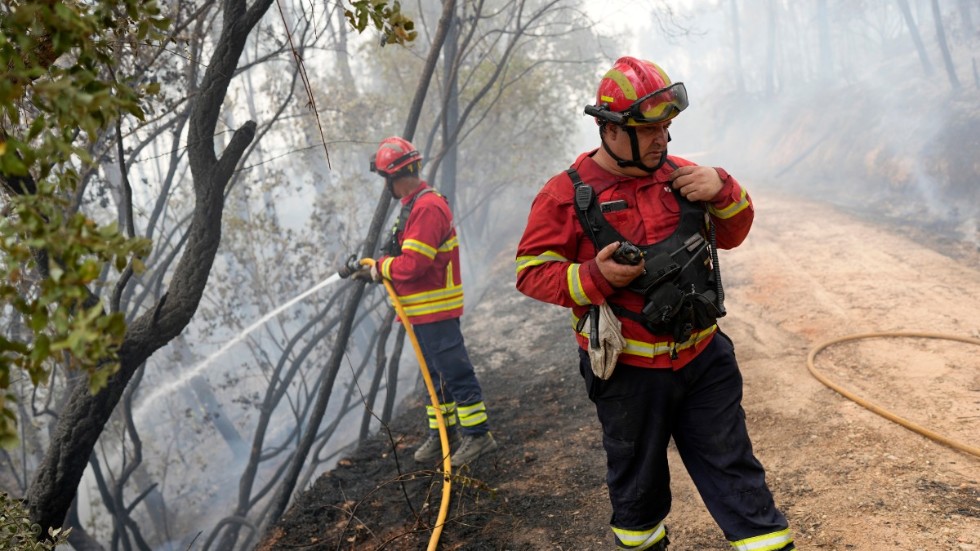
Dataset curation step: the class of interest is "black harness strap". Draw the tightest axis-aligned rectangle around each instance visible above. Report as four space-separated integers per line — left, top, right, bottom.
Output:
566 163 728 352
382 187 435 257
661 158 726 317
567 168 627 252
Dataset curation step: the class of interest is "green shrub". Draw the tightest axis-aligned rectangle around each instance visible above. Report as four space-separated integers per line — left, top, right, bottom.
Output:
0 493 69 550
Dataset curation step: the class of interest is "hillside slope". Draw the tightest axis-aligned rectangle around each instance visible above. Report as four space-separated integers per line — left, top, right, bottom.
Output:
258 191 980 550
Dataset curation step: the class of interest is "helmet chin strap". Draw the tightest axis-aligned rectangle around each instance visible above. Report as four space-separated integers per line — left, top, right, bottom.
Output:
600 125 667 173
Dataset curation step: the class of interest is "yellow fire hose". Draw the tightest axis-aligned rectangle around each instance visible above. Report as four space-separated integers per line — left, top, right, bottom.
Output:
358 258 452 550
806 331 980 458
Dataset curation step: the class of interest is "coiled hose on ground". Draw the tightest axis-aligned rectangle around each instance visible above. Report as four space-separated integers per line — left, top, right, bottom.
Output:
806 331 980 458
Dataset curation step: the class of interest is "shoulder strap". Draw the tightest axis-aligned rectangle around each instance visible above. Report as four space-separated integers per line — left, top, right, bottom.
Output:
566 168 627 251
663 157 726 316
394 187 434 233
382 188 436 257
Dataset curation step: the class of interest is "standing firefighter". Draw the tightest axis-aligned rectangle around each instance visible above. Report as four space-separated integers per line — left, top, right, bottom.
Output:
359 136 498 467
515 57 794 550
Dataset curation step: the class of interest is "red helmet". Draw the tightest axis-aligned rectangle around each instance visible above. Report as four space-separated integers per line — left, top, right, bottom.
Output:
371 136 422 177
585 56 688 126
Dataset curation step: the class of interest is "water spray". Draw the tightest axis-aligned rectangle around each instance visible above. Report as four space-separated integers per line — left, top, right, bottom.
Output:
134 272 345 419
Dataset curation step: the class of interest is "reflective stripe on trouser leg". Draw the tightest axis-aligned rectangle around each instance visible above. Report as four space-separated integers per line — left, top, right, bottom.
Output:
414 318 488 436
456 401 488 429
612 521 666 550
671 333 792 547
730 528 794 551
426 402 457 431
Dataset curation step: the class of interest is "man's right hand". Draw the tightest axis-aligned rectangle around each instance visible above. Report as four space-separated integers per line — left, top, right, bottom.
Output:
351 264 381 283
596 242 644 287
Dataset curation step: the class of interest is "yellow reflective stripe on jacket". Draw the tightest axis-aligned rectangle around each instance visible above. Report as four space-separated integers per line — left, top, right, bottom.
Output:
730 528 793 551
515 250 569 274
708 187 750 219
621 326 714 357
438 235 458 252
398 284 463 306
402 238 437 259
573 313 716 356
566 263 589 306
445 261 455 288
397 283 464 317
402 295 464 317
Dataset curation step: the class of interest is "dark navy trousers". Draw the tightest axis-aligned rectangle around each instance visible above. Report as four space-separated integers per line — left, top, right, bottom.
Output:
413 318 488 436
579 332 789 542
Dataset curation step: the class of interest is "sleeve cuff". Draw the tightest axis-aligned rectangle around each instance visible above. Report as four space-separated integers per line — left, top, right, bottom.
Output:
713 167 734 202
583 259 614 303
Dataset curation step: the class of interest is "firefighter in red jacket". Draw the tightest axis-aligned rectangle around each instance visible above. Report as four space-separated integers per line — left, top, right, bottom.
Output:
515 57 794 550
363 136 498 467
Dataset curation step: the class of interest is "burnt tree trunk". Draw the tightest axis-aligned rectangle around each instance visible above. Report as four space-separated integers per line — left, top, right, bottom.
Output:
439 13 460 206
930 0 961 89
897 0 934 75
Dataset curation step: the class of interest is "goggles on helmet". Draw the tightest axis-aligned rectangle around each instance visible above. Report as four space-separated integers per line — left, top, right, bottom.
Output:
586 82 688 126
623 82 688 125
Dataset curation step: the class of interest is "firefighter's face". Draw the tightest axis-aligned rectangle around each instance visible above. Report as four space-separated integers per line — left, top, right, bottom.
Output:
609 121 671 166
388 174 420 198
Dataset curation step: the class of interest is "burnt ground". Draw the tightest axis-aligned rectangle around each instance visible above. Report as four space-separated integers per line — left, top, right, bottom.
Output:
257 192 980 551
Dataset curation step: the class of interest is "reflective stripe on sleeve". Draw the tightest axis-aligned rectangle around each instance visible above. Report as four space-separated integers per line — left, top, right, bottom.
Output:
402 238 437 259
515 250 569 274
708 187 750 219
437 235 459 252
380 257 394 279
566 263 590 306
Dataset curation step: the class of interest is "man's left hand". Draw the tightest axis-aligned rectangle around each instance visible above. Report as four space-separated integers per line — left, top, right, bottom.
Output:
669 165 723 202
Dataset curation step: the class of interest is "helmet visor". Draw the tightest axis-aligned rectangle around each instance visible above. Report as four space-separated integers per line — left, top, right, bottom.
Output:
625 83 688 125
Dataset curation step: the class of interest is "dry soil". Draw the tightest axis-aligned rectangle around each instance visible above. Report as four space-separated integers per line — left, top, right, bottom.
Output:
258 191 979 551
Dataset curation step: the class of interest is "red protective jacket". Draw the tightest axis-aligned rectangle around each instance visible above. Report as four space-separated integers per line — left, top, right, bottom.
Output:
377 182 463 325
515 151 754 369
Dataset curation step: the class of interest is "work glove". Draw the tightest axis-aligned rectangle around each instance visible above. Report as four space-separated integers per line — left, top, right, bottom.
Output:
351 263 381 283
588 302 625 380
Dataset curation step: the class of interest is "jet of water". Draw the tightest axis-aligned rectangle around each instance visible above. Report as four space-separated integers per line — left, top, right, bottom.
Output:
135 272 345 419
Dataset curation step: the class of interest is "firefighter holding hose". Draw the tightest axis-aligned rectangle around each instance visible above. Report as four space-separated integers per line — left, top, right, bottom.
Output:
353 136 498 468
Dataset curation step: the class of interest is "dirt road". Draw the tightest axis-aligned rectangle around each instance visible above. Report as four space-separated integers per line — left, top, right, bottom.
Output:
261 191 979 550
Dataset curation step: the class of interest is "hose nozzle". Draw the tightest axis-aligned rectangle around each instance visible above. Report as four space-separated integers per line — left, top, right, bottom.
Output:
336 254 362 279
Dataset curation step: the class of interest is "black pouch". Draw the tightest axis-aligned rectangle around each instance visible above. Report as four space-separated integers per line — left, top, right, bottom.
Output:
629 253 680 295
688 292 722 329
640 283 684 326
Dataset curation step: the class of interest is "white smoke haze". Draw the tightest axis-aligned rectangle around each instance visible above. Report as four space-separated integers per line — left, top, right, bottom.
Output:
4 1 978 550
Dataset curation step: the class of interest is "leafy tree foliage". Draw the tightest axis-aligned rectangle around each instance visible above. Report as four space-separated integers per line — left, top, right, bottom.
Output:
0 0 165 447
0 491 68 549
